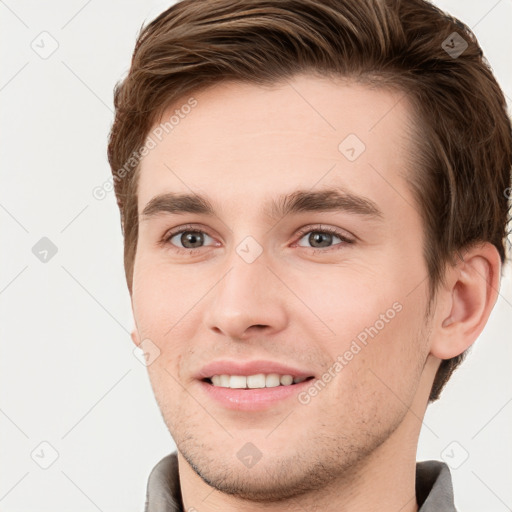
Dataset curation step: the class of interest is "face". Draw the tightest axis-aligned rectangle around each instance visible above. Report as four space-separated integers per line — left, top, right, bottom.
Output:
132 74 434 500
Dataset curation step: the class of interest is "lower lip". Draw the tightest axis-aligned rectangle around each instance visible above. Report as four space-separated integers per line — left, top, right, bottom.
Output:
198 378 314 411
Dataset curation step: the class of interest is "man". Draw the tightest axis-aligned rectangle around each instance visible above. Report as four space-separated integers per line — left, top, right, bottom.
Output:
107 0 511 510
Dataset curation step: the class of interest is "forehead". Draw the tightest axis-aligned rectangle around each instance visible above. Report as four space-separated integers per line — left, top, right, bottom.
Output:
137 74 415 219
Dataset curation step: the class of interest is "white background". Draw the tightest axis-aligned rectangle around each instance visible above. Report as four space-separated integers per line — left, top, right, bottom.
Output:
1 0 511 510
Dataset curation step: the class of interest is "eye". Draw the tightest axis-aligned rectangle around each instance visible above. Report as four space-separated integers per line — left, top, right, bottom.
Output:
160 224 354 254
164 226 217 252
295 226 353 250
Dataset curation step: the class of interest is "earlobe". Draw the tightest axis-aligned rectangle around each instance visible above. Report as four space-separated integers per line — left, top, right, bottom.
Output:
429 243 501 360
131 329 140 347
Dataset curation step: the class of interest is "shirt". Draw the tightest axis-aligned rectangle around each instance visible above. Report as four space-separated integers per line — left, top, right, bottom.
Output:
144 452 457 511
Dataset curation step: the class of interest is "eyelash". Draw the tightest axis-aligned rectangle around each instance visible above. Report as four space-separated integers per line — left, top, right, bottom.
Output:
160 224 354 255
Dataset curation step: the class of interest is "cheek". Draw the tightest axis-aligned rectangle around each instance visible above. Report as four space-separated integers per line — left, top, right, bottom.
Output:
131 258 193 398
145 363 185 437
288 263 397 343
300 265 427 402
132 255 191 336
334 299 428 415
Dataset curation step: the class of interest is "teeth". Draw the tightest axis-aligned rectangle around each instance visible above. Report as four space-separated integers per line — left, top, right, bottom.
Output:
247 374 266 388
208 373 309 389
280 375 293 385
266 373 280 387
229 375 247 388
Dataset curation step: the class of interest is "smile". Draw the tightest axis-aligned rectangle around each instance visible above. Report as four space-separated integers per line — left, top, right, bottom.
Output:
204 373 313 389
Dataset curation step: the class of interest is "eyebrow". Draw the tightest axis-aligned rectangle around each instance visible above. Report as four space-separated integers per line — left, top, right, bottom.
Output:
140 188 383 222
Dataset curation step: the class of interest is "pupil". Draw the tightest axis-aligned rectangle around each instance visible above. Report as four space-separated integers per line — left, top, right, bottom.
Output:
310 232 331 248
183 232 203 248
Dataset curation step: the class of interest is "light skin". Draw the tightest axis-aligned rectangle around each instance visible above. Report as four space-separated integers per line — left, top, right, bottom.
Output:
130 74 501 511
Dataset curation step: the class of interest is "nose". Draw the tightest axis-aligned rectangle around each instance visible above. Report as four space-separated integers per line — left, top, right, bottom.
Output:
203 254 288 341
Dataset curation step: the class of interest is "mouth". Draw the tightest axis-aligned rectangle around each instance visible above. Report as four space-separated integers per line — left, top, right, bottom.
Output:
196 360 317 410
199 374 316 411
202 374 315 389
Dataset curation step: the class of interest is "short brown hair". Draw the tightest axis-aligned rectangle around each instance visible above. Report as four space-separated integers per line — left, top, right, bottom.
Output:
107 0 512 401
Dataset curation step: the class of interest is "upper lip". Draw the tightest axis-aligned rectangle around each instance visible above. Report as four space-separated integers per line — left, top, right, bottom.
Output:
196 360 315 380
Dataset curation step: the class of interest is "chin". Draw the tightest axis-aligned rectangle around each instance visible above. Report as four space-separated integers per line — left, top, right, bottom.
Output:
177 441 354 503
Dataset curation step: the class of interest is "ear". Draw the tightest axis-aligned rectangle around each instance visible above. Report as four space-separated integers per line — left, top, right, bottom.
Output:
429 242 501 360
131 328 141 347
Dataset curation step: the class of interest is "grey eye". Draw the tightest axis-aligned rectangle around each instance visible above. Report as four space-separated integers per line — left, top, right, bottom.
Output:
170 231 214 249
297 231 342 248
